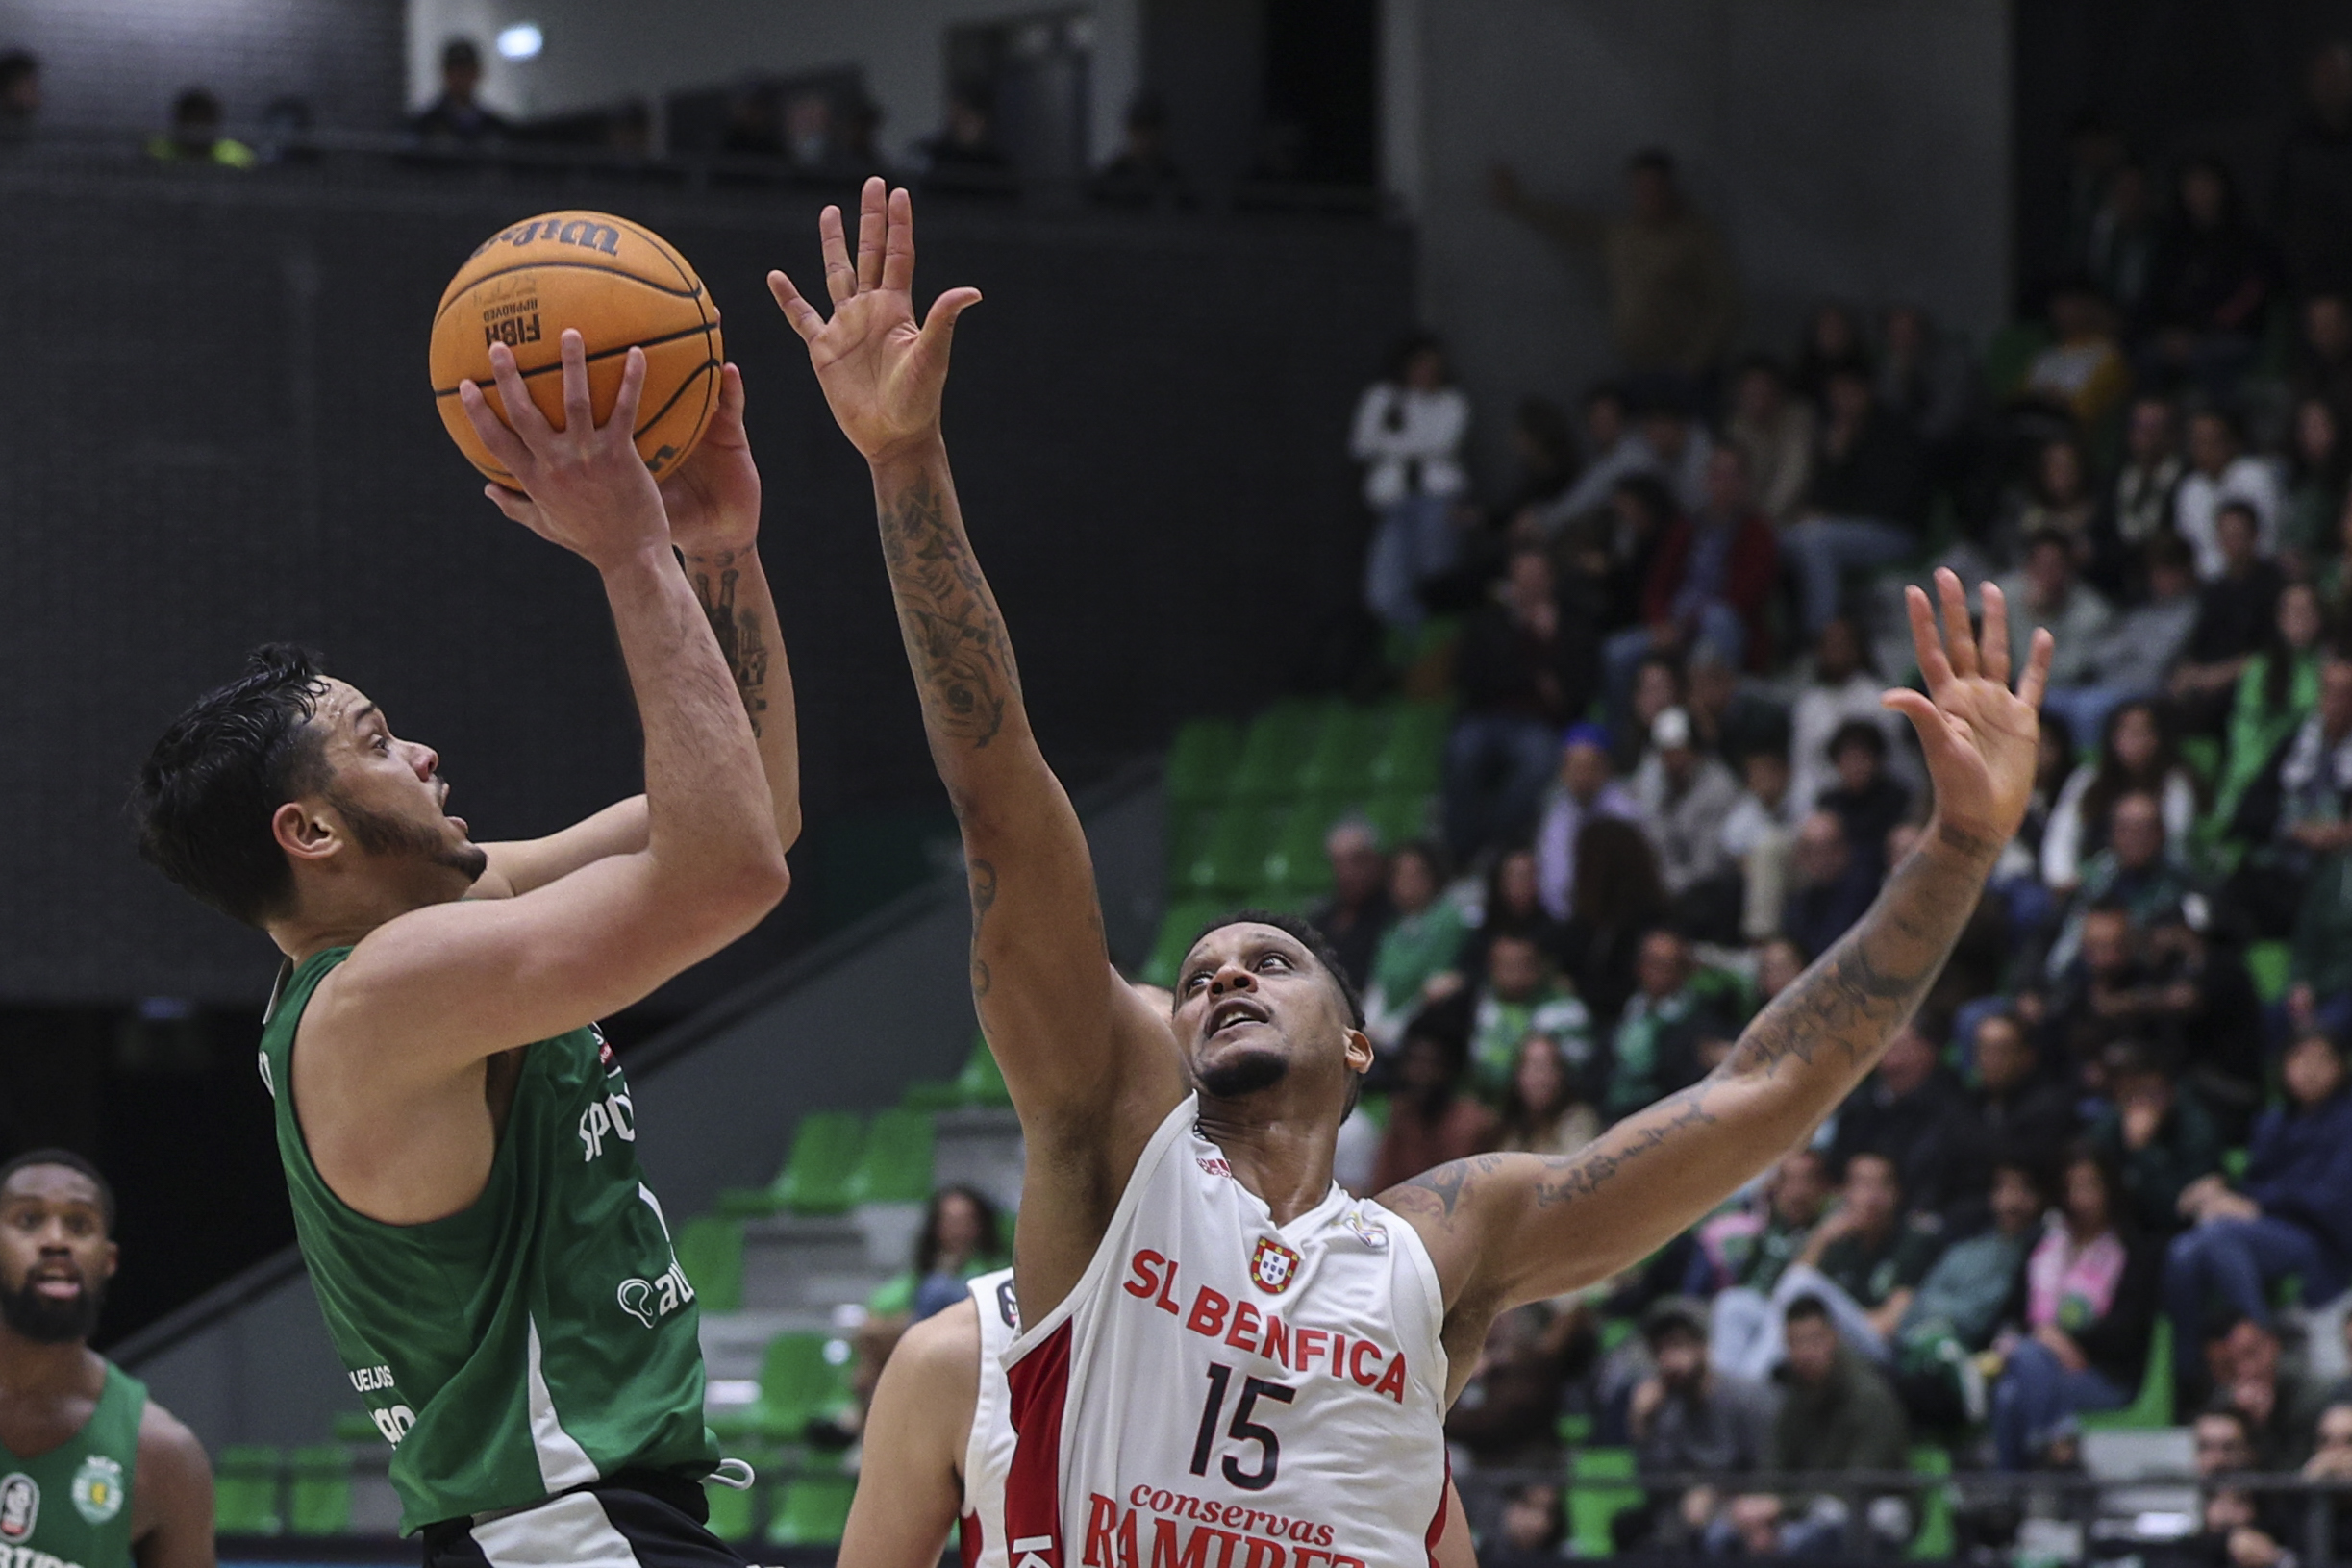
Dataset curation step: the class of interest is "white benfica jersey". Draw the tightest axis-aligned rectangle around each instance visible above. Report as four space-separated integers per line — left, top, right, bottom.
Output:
1003 1097 1450 1568
961 1267 1023 1568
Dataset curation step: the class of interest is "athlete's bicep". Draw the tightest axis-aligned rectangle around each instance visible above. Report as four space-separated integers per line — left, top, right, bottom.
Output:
840 1308 978 1568
133 1404 215 1568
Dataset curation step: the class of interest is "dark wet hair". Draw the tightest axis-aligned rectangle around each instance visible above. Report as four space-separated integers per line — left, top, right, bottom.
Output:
132 644 331 927
0 1150 115 1234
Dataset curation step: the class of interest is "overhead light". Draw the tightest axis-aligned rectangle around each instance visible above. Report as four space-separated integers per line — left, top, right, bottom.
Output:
496 23 543 61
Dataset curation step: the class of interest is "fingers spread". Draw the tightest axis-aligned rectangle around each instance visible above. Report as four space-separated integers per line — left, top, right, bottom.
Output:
819 204 855 305
856 176 888 293
483 483 536 523
767 269 825 342
611 345 647 432
1978 580 2013 685
2018 627 2056 709
881 186 916 295
1906 583 1956 693
918 286 983 355
487 341 553 443
559 328 593 433
459 380 534 478
1936 567 1978 680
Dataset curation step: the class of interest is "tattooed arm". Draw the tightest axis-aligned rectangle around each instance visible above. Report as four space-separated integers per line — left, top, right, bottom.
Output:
771 180 1188 1318
1381 571 2052 1381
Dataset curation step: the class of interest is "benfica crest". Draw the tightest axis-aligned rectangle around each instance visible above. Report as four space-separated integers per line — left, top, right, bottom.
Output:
1248 1236 1302 1294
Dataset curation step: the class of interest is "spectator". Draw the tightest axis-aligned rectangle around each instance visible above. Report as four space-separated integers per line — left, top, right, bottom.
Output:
2043 792 2201 978
1534 724 1639 921
1090 95 1193 210
1752 935 1810 1010
2296 292 2352 413
1354 334 1471 633
1896 1159 2047 1429
0 50 38 138
1722 744 1801 942
2182 1405 2304 1568
1623 1297 1777 1553
2109 394 2186 561
1364 841 1467 1049
2213 582 2329 844
1630 708 1741 914
2091 1041 2224 1237
1308 817 1391 991
1989 1144 2160 1468
1444 549 1593 860
1602 447 1778 706
1462 843 1563 970
1693 1147 1834 1299
2004 436 2103 567
1489 149 1741 379
148 88 253 167
1792 302 1872 407
1815 719 1914 884
1714 1296 1912 1557
1468 933 1593 1097
2044 701 2200 894
1503 397 1580 517
1782 811 1877 961
1786 365 1929 635
1617 650 1685 774
781 91 839 173
1834 1026 1993 1229
1727 356 1814 529
2002 528 2116 698
1789 616 1907 816
2175 412 2285 581
1444 1305 1581 1475
870 1184 1007 1322
2285 395 2351 570
1480 1483 1566 1568
920 88 1009 184
2085 162 2162 325
1602 929 1716 1120
2232 651 2352 940
1547 824 1665 1043
2301 1402 2352 1560
2211 1314 2331 1471
1370 1014 1496 1194
2174 502 2289 734
2165 1033 2352 1393
1685 645 1787 767
2143 158 2279 396
408 37 508 150
1878 304 1977 453
2043 535 2204 747
2018 280 2133 433
2275 40 2352 294
1494 1033 1602 1159
1536 384 1644 530
1970 1011 2078 1156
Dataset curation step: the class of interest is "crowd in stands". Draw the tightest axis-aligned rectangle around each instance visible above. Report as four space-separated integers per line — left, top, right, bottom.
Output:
1326 49 2352 1550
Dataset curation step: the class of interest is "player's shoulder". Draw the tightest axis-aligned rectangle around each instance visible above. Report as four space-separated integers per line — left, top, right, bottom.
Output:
137 1396 209 1472
892 1297 984 1385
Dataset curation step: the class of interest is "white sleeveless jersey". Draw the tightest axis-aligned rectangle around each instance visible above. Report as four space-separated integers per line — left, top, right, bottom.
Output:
1003 1097 1451 1568
961 1267 1023 1568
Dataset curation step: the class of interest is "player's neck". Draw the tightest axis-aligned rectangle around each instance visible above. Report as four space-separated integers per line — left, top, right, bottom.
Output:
270 878 458 961
0 1328 101 1402
1194 1101 1339 1226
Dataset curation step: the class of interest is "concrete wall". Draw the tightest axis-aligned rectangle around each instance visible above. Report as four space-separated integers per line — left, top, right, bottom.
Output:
405 0 1140 165
1389 0 2011 471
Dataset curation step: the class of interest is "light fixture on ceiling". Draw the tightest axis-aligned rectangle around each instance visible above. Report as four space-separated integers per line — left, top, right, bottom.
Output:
495 23 543 61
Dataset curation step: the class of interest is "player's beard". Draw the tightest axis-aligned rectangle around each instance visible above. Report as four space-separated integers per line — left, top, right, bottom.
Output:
0 1274 103 1344
1198 1050 1289 1100
329 788 488 884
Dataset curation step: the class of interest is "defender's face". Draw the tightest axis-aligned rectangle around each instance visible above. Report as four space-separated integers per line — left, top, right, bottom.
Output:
1174 923 1364 1103
306 678 485 889
0 1166 114 1331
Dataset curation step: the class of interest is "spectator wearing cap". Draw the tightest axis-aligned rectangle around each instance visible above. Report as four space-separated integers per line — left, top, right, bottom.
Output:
1622 1296 1777 1553
1535 723 1639 922
1789 616 1909 819
1784 365 1929 635
2090 1042 2224 1236
1782 810 1877 960
1814 720 1913 884
409 37 510 148
1307 817 1391 992
1631 708 1740 908
1443 546 1595 863
1720 744 1800 942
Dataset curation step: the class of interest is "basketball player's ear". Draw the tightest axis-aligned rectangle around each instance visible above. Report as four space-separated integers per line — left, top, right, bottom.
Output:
272 799 340 866
95 1237 118 1286
1343 1028 1374 1077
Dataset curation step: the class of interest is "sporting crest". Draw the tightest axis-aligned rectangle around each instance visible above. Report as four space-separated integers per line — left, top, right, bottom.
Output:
71 1456 124 1525
1248 1235 1302 1294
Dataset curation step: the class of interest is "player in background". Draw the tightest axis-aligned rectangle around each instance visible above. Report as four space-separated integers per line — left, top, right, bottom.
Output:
840 1264 1482 1568
0 1152 213 1568
133 339 796 1561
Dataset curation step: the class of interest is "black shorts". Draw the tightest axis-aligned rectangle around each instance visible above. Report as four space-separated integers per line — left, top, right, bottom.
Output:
423 1472 751 1568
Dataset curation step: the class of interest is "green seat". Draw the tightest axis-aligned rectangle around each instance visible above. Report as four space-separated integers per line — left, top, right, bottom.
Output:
1296 707 1391 799
1907 1445 1954 1559
1556 1412 1593 1445
1365 704 1450 799
715 1332 853 1444
957 1037 1013 1108
287 1445 351 1536
1573 1445 1635 1480
705 1477 759 1541
1176 807 1283 899
848 1108 936 1205
213 1445 284 1536
1165 718 1241 809
1566 1450 1641 1556
674 1217 744 1312
2080 1317 2174 1431
2246 941 2292 1006
716 1110 867 1218
1362 792 1432 849
329 1409 381 1444
1165 801 1224 882
768 1475 858 1547
1228 702 1323 803
1143 898 1223 988
1260 808 1338 904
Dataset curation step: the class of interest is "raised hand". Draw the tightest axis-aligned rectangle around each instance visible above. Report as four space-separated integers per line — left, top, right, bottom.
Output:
768 177 982 464
1883 568 2053 852
459 331 670 572
660 362 760 557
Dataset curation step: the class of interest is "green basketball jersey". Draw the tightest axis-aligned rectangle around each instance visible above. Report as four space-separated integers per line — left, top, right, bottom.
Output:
0 1363 143 1568
260 948 717 1533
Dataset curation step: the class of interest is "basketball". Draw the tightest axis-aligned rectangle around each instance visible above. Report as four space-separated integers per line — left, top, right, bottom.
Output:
429 210 723 486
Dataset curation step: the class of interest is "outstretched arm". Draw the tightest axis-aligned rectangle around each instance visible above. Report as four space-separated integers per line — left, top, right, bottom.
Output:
1382 570 2050 1381
771 180 1185 1314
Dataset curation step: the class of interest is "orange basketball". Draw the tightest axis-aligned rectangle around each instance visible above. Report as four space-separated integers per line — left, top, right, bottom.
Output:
429 211 722 486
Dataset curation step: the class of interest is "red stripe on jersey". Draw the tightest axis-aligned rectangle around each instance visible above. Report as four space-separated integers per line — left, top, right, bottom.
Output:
1005 1318 1076 1568
1423 1454 1452 1568
961 1511 983 1568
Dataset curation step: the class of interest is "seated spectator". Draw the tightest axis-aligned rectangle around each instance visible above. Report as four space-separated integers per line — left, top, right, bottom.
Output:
2085 163 2161 330
1685 644 1788 765
1814 719 1914 884
1354 334 1472 633
1714 1296 1912 1557
1878 304 1976 455
1897 1158 2047 1428
920 88 1009 185
2284 394 2349 570
1785 365 1929 635
1602 448 1778 707
2003 436 2102 568
1616 649 1684 774
869 1184 1008 1322
1970 1011 2078 1155
2091 1041 2225 1236
2300 294 2352 413
1692 1147 1834 1299
2177 503 2290 741
1789 615 1909 817
2001 528 2115 704
1444 1304 1582 1477
1458 843 1564 982
1370 1014 1496 1194
2043 791 2201 978
1482 1484 1567 1568
1089 94 1193 209
2175 411 2285 581
1533 383 1642 531
1792 301 1871 406
1364 840 1467 1050
1722 744 1800 942
2165 1033 2352 1394
2301 1402 2352 1562
1494 1033 1601 1159
2213 584 2328 831
408 37 508 149
1446 550 1594 863
1602 930 1718 1120
1989 1145 2160 1467
1468 933 1593 1096
1834 1026 1992 1228
1630 709 1741 927
2177 1405 2304 1568
2017 281 2133 434
1308 817 1390 990
1726 356 1814 529
148 87 253 167
1557 818 1669 1033
2141 159 2279 397
1534 723 1638 921
1782 811 1878 961
1623 1296 1777 1554
2210 1313 2332 1471
1752 935 1809 1010
2108 395 2186 566
2231 650 2352 938
2043 701 2200 894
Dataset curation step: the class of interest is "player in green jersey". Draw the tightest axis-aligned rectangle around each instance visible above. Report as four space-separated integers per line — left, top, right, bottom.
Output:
132 338 797 1564
0 1152 212 1568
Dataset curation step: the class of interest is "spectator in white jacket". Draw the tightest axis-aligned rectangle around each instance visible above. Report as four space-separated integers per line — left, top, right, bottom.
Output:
1788 616 1913 816
1352 334 1471 630
2175 408 2285 581
2039 700 2202 893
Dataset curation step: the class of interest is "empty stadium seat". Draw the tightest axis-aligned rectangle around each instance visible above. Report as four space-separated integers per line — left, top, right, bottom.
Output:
1143 898 1223 988
1564 1449 1640 1556
1295 706 1391 799
955 1037 1013 1108
674 1216 744 1312
287 1445 351 1536
714 1111 867 1218
1906 1445 1954 1559
1164 718 1241 809
848 1108 936 1205
1364 704 1449 798
1227 702 1323 802
767 1474 857 1547
213 1446 284 1536
712 1332 853 1444
2079 1317 2174 1431
704 1475 759 1541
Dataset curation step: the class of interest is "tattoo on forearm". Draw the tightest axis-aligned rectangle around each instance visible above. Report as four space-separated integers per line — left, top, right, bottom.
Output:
968 857 998 997
689 556 770 737
1529 1088 1717 1207
877 472 1018 749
